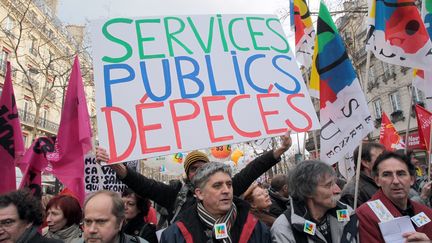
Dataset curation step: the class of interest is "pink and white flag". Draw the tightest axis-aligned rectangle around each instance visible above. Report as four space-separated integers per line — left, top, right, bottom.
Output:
0 62 24 194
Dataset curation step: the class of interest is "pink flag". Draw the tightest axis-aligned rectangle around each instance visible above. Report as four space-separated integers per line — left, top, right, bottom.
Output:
0 62 24 194
49 56 92 205
18 136 56 197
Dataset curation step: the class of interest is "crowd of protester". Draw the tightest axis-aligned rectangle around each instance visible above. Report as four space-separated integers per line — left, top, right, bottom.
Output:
1 132 432 242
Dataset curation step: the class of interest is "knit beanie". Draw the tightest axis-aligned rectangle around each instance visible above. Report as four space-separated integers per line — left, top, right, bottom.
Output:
184 150 210 174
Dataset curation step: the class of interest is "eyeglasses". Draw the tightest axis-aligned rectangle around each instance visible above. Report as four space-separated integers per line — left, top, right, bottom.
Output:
0 219 16 228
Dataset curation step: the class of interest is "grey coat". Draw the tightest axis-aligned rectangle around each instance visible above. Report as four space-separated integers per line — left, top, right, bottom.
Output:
271 197 358 243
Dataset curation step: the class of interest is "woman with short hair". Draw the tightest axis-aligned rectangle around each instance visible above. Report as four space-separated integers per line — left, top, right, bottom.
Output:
44 195 82 242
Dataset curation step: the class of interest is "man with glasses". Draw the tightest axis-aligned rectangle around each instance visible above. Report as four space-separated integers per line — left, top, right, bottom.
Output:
271 160 358 243
0 189 61 243
72 190 148 243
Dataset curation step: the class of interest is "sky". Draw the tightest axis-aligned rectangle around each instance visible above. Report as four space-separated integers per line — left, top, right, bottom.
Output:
58 0 293 25
57 0 324 39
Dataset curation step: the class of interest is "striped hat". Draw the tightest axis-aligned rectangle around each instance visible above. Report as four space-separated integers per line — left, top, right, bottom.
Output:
184 150 210 175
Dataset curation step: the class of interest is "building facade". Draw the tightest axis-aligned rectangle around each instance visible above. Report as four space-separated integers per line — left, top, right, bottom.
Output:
0 0 95 147
305 0 430 163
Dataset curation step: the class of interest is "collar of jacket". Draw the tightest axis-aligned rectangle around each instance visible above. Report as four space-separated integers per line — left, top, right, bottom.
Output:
269 188 289 203
360 171 378 187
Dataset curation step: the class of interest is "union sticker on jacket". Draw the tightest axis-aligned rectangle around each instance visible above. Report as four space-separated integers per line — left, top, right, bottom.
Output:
303 220 316 235
411 212 431 227
367 200 394 222
336 209 350 222
214 223 228 239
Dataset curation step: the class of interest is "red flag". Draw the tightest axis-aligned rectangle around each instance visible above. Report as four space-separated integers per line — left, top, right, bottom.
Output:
379 112 405 151
0 62 24 194
48 57 92 205
18 137 56 197
415 105 432 151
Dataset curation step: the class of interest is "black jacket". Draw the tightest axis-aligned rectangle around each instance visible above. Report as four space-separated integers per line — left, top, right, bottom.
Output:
121 150 280 222
268 188 289 217
28 233 63 243
122 213 158 243
340 172 378 208
160 198 271 243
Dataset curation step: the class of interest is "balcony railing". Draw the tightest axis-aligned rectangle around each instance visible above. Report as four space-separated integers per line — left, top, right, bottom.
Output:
18 108 59 133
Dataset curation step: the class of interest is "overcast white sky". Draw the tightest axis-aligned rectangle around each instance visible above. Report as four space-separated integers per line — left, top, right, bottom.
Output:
57 0 301 25
56 0 327 49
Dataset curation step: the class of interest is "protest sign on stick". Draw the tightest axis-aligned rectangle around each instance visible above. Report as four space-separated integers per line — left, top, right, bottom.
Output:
91 14 319 163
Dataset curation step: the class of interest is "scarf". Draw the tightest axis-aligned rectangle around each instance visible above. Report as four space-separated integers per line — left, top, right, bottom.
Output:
16 225 38 243
197 201 237 243
44 224 82 243
170 181 194 224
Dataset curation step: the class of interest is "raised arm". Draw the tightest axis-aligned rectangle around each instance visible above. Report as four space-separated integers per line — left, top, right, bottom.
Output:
232 130 292 196
96 147 181 210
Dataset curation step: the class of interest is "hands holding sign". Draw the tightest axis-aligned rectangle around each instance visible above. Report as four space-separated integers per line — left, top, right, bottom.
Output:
273 129 292 159
96 147 128 179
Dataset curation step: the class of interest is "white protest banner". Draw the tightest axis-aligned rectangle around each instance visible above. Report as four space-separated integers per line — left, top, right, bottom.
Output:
91 14 320 163
84 154 140 193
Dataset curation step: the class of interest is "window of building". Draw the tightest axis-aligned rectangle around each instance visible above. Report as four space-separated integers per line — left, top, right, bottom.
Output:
0 49 9 74
23 99 30 121
29 36 37 55
4 16 13 33
389 91 401 112
46 28 53 39
410 85 425 103
382 62 395 79
42 108 48 127
368 65 376 82
373 99 382 119
27 66 39 89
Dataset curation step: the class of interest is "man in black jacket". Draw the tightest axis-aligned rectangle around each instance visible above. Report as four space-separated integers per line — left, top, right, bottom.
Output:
268 174 289 217
0 189 62 243
340 142 384 208
160 162 271 242
96 131 291 224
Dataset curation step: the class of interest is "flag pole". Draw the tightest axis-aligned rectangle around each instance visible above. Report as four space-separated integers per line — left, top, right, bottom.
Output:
303 67 319 159
428 121 432 182
303 132 307 160
404 81 414 154
353 50 371 210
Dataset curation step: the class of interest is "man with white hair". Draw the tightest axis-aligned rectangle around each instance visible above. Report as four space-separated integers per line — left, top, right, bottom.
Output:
271 160 358 243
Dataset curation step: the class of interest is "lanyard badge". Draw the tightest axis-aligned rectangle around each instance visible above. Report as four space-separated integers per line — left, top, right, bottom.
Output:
214 223 228 239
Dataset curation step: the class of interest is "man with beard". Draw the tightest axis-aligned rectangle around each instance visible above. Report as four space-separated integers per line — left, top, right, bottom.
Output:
160 162 271 242
356 152 432 242
271 161 358 243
